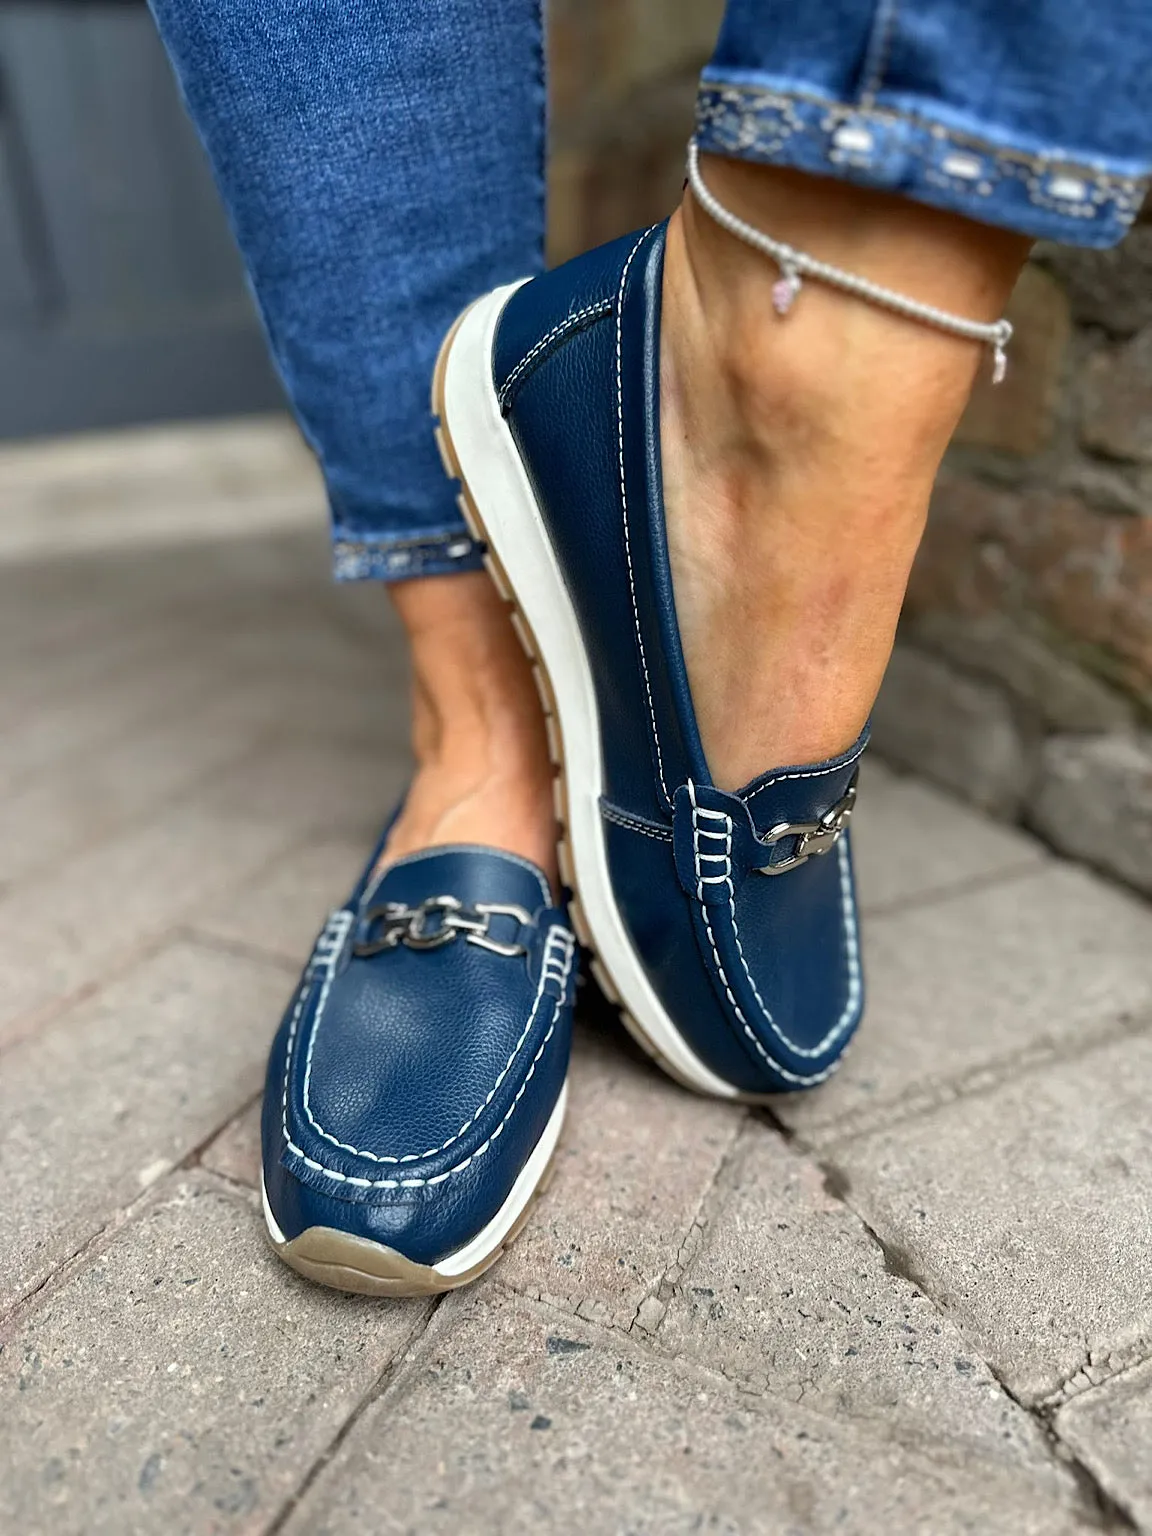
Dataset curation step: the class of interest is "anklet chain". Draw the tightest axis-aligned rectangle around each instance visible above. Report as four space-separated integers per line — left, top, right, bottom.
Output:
686 138 1012 384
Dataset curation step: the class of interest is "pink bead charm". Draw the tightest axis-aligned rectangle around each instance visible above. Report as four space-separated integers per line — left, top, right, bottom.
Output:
772 272 800 315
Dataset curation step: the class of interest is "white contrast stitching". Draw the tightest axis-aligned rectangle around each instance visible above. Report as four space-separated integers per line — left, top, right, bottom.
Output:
728 841 860 1059
279 907 354 1153
859 0 900 106
280 914 575 1175
285 998 567 1190
497 299 614 409
686 781 859 1080
616 227 671 808
302 926 574 1163
599 803 673 841
743 740 868 804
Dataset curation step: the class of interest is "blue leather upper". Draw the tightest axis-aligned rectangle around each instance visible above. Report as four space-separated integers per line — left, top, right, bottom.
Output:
262 835 576 1265
493 223 866 1094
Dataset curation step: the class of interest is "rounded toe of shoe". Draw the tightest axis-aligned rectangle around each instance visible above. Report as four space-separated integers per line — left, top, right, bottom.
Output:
259 1087 565 1296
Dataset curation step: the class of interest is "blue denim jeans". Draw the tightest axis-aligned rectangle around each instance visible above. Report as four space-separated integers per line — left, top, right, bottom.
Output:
148 0 1152 584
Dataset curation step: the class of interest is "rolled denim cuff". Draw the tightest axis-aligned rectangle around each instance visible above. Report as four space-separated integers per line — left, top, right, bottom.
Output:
331 526 485 584
696 74 1150 250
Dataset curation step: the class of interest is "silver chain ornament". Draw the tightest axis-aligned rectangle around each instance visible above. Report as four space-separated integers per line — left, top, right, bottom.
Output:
354 895 534 959
755 780 857 876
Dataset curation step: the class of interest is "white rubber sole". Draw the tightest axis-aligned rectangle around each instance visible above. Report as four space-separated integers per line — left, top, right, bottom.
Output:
434 286 739 1101
263 1082 567 1296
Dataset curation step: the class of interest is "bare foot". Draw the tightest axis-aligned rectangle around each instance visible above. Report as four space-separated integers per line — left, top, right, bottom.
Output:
660 157 1030 789
378 570 558 893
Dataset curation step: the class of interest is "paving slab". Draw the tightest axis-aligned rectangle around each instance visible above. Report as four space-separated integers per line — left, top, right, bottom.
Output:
0 538 406 792
774 861 1152 1142
851 759 1043 914
280 1286 1088 1536
659 1120 1062 1475
199 1100 263 1190
0 630 242 790
196 1014 739 1328
0 738 402 1046
0 570 370 725
1057 1358 1152 1530
827 1030 1152 1405
0 941 290 1315
0 1175 427 1536
0 689 297 887
496 1019 744 1330
0 415 315 523
191 835 372 966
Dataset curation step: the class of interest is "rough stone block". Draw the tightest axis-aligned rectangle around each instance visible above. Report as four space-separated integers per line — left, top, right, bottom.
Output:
828 1031 1152 1404
870 644 1034 816
1031 731 1152 895
1082 327 1152 463
1057 1358 1152 1529
851 757 1043 914
279 1287 1086 1536
1038 225 1152 336
0 1177 426 1535
660 1124 1061 1474
905 610 1132 734
908 476 1152 708
775 860 1152 1142
1058 461 1150 519
954 265 1070 456
496 1018 743 1331
0 941 289 1314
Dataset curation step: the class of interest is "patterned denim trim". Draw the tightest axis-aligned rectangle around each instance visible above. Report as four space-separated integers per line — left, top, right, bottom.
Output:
696 78 1149 250
331 529 484 583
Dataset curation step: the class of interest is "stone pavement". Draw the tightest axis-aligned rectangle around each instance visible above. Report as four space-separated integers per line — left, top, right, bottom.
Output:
2 418 1152 1535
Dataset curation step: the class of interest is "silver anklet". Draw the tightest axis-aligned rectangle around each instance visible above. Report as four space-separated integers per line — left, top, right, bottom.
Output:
686 138 1012 384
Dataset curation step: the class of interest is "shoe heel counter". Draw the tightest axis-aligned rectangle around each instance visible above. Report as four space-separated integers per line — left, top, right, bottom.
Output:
492 225 660 412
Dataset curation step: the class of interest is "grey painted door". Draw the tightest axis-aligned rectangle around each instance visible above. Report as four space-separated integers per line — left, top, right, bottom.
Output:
0 0 283 439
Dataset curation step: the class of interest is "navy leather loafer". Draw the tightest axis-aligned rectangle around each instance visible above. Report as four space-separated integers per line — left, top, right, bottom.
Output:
261 833 576 1295
434 222 865 1100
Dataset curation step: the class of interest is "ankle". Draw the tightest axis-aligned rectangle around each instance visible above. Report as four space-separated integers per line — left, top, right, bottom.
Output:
395 573 549 773
658 161 1030 786
379 572 558 882
666 157 1029 468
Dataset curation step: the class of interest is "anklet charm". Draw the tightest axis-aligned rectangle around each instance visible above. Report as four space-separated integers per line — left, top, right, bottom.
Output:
772 267 801 316
687 138 1013 384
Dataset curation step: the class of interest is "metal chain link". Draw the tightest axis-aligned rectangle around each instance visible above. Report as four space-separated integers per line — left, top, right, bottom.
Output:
353 895 534 959
755 778 858 877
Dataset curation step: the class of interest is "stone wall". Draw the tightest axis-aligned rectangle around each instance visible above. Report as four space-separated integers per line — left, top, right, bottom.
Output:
547 5 1152 896
547 0 725 264
874 219 1152 894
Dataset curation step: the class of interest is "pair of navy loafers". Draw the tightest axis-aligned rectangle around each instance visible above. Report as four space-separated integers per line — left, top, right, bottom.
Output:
262 222 866 1296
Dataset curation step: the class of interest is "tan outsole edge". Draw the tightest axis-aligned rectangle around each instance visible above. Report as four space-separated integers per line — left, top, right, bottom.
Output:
432 309 723 1099
269 1149 559 1298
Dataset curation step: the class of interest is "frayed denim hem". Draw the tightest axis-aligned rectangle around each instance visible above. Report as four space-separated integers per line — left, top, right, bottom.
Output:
331 529 485 583
696 74 1150 250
